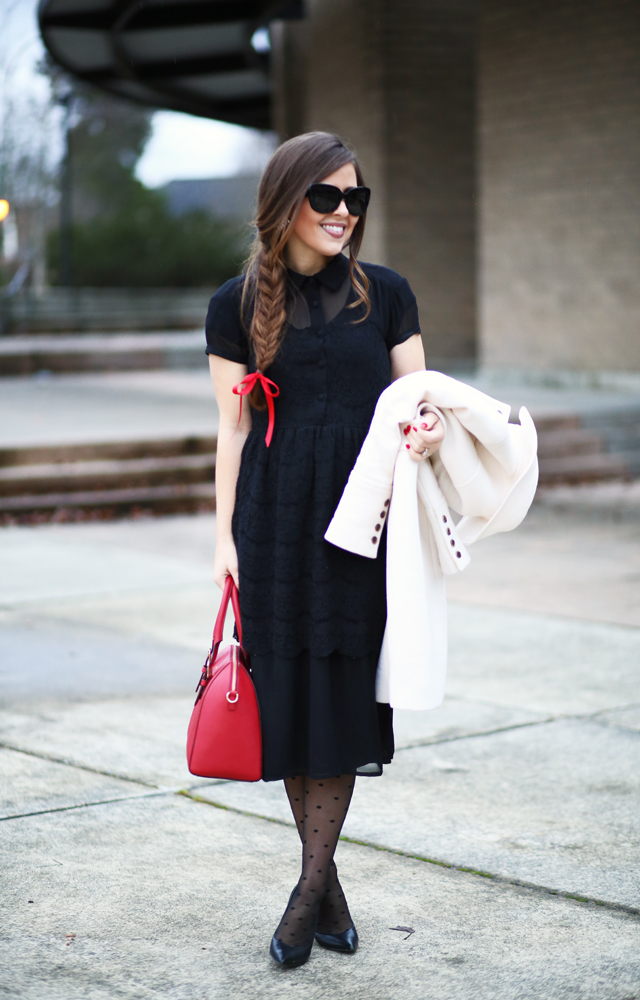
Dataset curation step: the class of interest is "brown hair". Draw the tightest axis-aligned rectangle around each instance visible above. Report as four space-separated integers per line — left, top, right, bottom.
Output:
241 131 371 408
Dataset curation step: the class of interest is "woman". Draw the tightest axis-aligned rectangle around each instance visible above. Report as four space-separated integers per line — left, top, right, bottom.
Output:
206 131 444 967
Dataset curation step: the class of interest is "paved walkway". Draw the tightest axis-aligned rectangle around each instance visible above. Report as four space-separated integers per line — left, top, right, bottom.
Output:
2 367 640 448
1 488 640 998
0 331 205 378
0 371 217 447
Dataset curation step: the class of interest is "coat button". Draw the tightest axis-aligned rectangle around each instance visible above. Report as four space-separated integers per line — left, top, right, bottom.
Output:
380 511 386 518
318 393 325 401
442 515 447 523
375 524 381 531
447 528 451 535
456 551 461 558
384 500 390 507
318 360 325 368
450 540 455 547
371 536 378 544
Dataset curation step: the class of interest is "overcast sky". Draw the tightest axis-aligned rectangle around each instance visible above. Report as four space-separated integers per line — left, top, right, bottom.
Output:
4 0 275 186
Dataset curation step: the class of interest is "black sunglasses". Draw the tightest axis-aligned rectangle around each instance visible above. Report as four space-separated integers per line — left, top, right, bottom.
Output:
306 183 371 217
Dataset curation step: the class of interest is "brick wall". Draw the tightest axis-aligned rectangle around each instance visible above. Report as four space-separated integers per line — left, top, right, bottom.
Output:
479 0 640 371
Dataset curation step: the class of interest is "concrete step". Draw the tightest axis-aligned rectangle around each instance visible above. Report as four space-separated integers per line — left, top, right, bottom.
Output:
0 288 213 334
0 436 216 467
531 407 640 484
0 482 216 518
0 453 216 497
538 452 630 484
532 414 581 433
536 428 605 459
0 436 216 522
1 399 638 522
0 331 206 375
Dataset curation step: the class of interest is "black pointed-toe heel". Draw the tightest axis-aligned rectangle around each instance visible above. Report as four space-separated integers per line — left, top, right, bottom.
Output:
315 925 359 954
270 935 314 968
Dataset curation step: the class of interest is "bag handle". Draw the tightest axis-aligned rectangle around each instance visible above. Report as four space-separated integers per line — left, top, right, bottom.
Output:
195 577 243 700
212 575 242 654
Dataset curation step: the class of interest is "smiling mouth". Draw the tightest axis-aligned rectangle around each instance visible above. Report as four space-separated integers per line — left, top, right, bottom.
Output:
321 223 346 239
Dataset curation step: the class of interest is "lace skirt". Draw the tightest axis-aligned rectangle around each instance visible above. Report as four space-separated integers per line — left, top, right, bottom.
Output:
234 424 393 780
250 647 394 781
233 424 388 659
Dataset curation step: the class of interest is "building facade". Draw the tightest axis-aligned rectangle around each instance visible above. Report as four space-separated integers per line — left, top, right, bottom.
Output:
272 0 640 375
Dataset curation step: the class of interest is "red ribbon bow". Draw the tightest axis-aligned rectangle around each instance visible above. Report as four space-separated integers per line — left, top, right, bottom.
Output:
232 371 280 447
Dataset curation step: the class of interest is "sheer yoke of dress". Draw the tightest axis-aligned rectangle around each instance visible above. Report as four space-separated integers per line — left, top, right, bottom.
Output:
205 252 420 780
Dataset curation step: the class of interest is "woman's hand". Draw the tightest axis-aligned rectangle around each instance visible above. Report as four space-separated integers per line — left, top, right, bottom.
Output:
213 534 239 590
402 411 445 462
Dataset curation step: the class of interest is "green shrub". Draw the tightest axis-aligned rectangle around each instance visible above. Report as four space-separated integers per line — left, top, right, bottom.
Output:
47 186 245 287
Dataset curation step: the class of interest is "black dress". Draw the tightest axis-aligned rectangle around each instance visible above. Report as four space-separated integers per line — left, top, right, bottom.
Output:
205 253 420 781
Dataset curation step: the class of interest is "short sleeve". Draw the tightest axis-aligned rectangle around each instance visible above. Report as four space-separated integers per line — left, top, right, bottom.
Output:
205 276 250 364
387 276 420 350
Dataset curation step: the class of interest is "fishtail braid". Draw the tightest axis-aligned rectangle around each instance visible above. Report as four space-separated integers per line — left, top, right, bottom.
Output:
246 238 288 409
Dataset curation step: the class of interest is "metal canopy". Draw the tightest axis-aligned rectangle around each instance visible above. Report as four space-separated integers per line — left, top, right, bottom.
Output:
38 0 303 128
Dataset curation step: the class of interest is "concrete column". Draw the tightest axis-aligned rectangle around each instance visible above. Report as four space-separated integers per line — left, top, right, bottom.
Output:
271 2 386 265
478 0 640 372
303 0 388 266
384 0 477 366
270 20 308 142
272 0 478 366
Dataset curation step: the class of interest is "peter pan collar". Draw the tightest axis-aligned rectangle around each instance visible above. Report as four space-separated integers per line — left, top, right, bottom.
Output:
287 252 350 292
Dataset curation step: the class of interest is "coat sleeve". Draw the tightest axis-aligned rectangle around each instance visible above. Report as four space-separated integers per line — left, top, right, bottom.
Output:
324 469 393 558
324 391 402 558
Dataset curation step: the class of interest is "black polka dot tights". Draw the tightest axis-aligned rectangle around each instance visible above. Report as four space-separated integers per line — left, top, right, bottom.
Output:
274 775 355 947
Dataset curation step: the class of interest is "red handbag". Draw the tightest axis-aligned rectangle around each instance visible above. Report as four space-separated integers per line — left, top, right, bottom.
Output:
187 576 262 781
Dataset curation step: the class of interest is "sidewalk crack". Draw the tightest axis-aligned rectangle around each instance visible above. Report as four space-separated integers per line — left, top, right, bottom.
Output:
395 717 557 750
177 790 640 922
0 741 160 787
0 787 174 823
395 707 640 752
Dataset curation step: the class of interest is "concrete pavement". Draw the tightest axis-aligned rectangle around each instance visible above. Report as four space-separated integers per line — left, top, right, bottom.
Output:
1 493 640 998
0 371 217 448
3 366 640 449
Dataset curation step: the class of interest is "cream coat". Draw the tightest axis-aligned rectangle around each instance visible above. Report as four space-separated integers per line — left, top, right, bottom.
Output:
324 371 538 711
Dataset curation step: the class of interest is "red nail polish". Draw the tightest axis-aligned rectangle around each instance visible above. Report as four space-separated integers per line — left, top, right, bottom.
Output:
403 426 410 435
406 443 410 449
412 427 417 432
421 423 428 430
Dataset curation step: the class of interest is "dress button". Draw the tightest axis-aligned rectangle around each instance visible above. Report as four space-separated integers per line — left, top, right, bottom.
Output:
442 515 448 523
312 300 318 307
318 393 325 401
384 499 390 507
371 536 378 544
318 360 325 369
447 528 451 535
380 511 386 518
375 524 381 531
456 551 461 558
450 540 455 547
